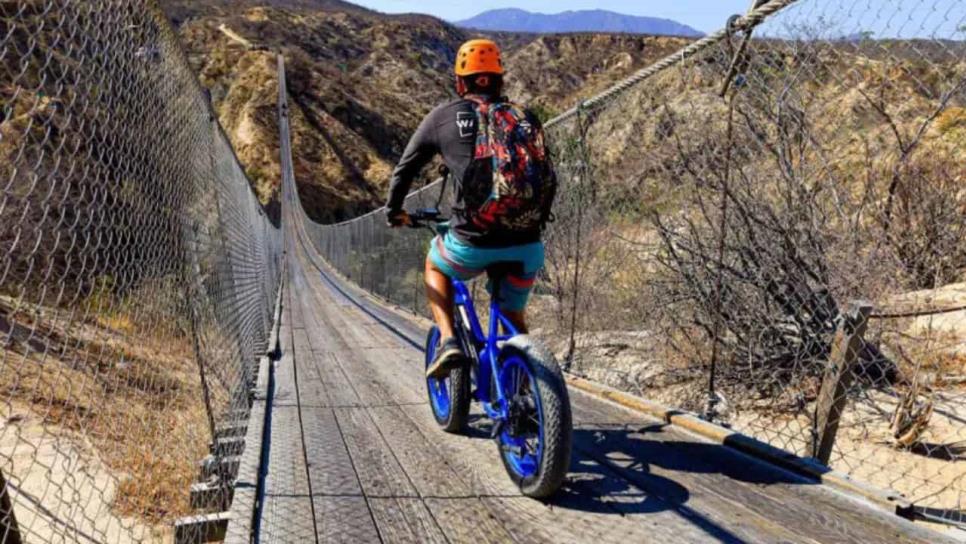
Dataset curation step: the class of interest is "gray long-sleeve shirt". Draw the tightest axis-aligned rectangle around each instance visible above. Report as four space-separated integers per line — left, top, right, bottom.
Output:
386 96 542 248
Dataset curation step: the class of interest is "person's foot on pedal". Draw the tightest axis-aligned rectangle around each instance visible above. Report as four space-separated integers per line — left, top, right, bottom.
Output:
427 337 463 379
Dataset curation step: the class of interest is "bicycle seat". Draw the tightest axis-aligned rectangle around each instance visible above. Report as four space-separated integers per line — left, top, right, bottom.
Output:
485 261 526 280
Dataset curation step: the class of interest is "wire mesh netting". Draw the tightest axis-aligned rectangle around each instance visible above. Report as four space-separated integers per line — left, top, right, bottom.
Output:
1 1 282 542
299 0 966 528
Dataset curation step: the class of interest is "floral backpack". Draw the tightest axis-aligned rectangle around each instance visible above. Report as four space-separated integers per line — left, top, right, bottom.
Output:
461 96 557 233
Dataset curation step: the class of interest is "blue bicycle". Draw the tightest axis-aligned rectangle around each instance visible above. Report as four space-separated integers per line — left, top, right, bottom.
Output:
410 209 573 498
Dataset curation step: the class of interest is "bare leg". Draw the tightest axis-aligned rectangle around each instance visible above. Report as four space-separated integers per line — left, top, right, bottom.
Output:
503 309 528 334
425 256 456 339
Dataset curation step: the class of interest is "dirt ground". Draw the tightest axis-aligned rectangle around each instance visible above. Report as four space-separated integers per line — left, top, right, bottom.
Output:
1 293 210 542
1 404 167 543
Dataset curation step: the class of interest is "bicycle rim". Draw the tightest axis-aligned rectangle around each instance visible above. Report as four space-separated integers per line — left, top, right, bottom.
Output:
425 328 451 420
498 355 544 479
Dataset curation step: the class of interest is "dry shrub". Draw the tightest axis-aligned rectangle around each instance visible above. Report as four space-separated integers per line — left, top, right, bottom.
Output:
1 293 207 524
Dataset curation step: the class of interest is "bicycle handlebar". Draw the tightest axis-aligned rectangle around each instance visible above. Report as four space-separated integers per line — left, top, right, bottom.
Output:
408 208 449 228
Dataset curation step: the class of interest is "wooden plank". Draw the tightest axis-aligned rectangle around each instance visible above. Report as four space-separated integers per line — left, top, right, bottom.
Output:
263 406 310 496
367 406 472 498
300 282 352 351
313 352 363 407
293 246 353 405
368 498 447 544
360 349 427 406
313 294 424 406
568 446 802 543
293 328 330 407
385 357 701 542
280 284 293 335
271 345 299 407
330 351 396 406
398 403 522 498
334 407 417 498
422 499 516 544
299 270 426 407
299 407 362 496
479 496 721 544
313 496 381 543
259 496 315 544
573 378 944 541
362 323 398 348
401 406 756 543
288 270 307 330
257 242 327 543
568 386 654 426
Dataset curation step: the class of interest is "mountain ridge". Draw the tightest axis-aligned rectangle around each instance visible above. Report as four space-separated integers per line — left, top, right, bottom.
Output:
159 1 694 222
456 8 703 37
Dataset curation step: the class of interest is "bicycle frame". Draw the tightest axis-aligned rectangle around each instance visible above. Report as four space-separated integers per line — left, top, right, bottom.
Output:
451 278 519 419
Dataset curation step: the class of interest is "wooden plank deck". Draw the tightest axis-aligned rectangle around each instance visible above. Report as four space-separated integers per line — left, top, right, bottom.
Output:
253 227 952 544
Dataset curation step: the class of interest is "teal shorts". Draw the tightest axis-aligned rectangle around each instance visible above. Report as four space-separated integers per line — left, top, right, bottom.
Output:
428 233 545 312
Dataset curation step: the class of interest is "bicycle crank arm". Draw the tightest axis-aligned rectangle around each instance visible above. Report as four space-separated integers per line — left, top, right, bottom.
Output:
490 418 506 439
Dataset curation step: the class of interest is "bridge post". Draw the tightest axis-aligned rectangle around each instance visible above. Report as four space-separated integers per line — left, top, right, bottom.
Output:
812 301 873 465
1 468 23 544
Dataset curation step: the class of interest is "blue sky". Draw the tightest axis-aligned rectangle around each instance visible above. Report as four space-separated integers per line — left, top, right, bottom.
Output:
351 0 966 38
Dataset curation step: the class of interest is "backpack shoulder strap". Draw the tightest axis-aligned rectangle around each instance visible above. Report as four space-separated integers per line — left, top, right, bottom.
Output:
464 94 490 110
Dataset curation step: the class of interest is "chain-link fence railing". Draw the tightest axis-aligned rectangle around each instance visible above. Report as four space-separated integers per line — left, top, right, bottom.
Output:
1 1 282 542
297 0 966 530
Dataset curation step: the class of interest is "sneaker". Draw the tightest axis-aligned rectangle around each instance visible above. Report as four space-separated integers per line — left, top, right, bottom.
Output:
427 337 464 379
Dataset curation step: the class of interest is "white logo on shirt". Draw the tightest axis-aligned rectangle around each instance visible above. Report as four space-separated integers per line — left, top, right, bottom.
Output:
457 112 476 138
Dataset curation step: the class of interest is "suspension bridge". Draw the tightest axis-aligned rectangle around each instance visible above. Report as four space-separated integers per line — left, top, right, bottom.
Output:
2 0 965 543
210 55 948 543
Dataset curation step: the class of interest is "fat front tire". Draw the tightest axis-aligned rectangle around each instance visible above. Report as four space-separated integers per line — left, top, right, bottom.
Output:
498 335 573 498
425 326 470 433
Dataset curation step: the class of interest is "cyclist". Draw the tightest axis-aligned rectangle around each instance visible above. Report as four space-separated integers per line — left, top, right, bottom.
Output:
386 39 557 380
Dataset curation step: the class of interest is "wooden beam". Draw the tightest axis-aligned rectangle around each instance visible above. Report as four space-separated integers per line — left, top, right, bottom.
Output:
174 512 230 544
190 481 230 511
199 454 241 480
812 301 873 465
212 436 246 457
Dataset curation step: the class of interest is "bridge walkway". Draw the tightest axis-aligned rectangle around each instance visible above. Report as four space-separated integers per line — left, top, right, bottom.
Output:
252 222 947 544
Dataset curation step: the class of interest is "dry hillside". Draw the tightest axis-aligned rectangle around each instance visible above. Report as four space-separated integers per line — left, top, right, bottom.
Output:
160 1 693 222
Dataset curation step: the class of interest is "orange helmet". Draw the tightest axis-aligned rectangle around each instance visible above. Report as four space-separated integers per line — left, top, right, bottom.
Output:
455 39 504 76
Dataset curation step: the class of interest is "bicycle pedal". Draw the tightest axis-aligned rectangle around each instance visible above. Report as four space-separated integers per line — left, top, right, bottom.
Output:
490 419 505 439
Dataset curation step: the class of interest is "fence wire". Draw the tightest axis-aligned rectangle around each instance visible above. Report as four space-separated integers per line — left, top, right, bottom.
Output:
300 0 966 529
1 1 282 542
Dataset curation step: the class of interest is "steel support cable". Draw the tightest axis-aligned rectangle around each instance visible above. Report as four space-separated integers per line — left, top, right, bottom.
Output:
545 0 801 129
706 1 768 421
